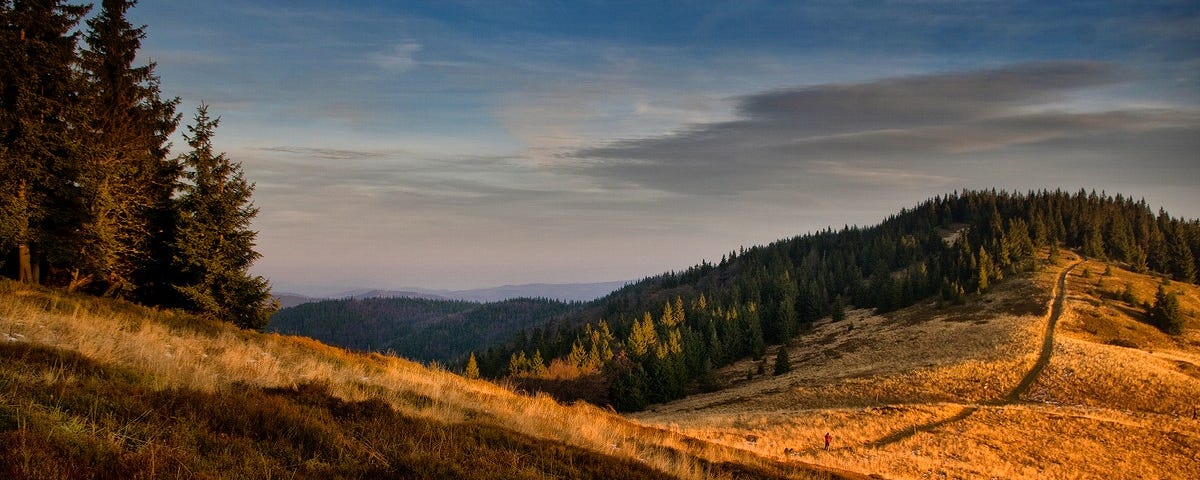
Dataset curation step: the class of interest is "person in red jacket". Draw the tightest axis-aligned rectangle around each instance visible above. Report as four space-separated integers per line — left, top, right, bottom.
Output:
824 432 832 450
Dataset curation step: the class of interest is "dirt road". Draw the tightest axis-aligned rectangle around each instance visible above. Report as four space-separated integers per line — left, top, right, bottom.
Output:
869 260 1081 447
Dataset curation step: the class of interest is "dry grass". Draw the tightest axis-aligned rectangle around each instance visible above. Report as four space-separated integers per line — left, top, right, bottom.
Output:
635 251 1200 479
5 249 1196 479
0 280 841 479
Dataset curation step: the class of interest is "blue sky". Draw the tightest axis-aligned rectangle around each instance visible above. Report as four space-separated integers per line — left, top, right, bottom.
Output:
122 1 1200 294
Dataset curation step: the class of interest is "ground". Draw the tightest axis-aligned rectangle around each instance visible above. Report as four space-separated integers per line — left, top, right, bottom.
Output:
633 252 1200 479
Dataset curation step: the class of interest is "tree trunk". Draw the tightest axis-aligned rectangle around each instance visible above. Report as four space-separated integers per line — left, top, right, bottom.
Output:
16 181 34 284
18 244 33 284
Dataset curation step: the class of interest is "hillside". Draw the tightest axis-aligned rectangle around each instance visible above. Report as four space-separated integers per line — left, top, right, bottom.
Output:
479 189 1200 410
0 280 846 479
268 297 575 363
632 253 1200 479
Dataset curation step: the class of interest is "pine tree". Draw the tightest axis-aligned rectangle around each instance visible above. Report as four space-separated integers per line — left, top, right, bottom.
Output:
1169 233 1196 283
976 246 992 293
0 0 91 285
76 0 179 296
773 346 791 375
1149 286 1183 335
528 350 548 377
508 351 528 377
463 353 480 379
627 312 658 358
831 295 846 322
170 105 277 329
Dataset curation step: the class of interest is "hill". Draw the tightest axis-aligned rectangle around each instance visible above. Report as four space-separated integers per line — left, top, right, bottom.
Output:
476 189 1200 410
415 281 630 303
268 297 576 363
0 280 848 479
632 253 1200 479
275 281 629 309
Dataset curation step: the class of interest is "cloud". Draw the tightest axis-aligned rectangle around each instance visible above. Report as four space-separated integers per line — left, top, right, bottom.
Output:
569 61 1196 195
257 146 392 160
371 41 422 72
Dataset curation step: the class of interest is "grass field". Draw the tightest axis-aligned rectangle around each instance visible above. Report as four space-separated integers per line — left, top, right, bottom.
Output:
634 251 1200 479
3 249 1196 479
0 280 844 479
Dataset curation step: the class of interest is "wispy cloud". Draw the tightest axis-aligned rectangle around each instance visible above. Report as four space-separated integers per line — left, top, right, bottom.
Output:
371 41 422 72
570 61 1197 195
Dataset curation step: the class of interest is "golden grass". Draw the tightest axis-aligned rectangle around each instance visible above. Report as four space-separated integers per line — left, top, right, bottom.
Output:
5 249 1196 479
635 252 1200 479
0 281 837 479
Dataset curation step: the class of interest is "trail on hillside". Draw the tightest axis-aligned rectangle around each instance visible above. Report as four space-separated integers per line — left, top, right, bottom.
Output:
867 261 1080 448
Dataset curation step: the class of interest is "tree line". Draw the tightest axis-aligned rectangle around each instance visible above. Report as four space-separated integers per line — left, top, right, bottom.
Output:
474 189 1200 410
1 0 275 329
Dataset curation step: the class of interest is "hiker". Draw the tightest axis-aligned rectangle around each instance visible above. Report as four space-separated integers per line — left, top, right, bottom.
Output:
824 432 832 450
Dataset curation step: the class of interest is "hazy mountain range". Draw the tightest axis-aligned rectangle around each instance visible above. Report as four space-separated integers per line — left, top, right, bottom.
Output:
274 281 629 308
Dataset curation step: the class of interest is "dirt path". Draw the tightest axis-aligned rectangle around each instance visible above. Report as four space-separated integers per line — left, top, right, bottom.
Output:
1000 260 1079 402
867 261 1080 448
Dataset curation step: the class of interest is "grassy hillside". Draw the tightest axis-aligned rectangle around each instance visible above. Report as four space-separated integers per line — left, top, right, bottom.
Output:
480 190 1200 409
633 252 1200 479
0 280 846 479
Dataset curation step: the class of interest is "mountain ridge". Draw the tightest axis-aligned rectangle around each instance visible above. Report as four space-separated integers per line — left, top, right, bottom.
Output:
274 280 630 308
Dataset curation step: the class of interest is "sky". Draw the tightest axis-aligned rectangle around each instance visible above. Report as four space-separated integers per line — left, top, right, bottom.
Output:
122 0 1200 295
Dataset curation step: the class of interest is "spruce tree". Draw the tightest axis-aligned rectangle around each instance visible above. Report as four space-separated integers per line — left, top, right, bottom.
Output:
1169 233 1196 283
831 295 846 322
773 346 791 375
171 105 277 329
463 353 480 379
0 0 91 284
76 0 180 296
1149 286 1184 335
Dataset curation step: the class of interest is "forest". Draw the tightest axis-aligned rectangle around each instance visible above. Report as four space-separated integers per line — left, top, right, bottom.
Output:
269 297 576 363
474 189 1200 410
1 0 275 328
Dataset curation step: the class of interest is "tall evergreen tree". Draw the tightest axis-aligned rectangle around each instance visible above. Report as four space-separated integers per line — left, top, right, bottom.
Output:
0 0 91 284
170 105 277 329
76 0 179 296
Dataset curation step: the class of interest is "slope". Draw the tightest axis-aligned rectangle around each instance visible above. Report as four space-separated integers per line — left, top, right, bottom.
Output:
633 252 1200 479
0 279 852 479
482 190 1200 410
268 296 575 363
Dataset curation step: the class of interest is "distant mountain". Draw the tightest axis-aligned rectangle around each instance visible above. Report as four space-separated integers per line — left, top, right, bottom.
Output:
276 281 629 308
268 297 576 363
333 288 447 301
428 281 630 303
273 292 321 309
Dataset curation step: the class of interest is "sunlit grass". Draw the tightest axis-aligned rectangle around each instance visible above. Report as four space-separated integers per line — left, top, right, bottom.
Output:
0 280 835 479
635 252 1200 479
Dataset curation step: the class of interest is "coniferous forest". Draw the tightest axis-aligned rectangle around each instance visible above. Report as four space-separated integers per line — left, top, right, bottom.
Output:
1 0 275 328
473 189 1200 410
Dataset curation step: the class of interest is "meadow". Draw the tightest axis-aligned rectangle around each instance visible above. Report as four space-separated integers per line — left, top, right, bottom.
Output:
635 252 1200 479
2 250 1196 478
0 279 840 479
